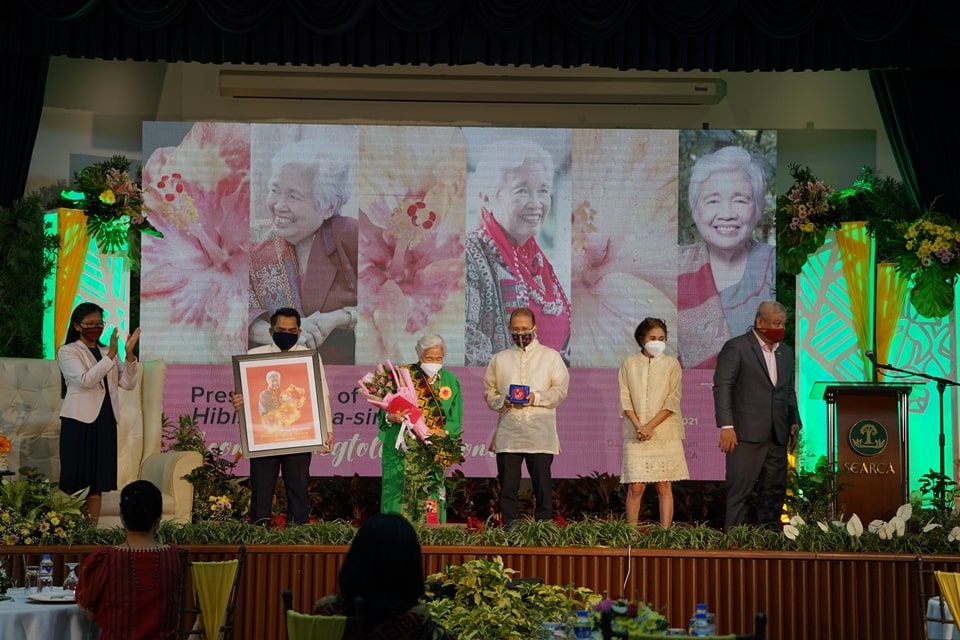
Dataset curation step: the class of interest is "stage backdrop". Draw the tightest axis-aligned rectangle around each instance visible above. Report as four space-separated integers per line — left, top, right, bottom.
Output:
134 122 775 480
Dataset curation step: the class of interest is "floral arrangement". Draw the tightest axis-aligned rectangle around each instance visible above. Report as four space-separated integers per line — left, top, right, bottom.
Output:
162 414 251 523
207 495 234 522
775 164 960 318
893 212 960 318
591 597 670 636
0 467 88 545
0 434 10 454
261 383 307 430
776 164 840 275
0 562 11 596
63 155 162 255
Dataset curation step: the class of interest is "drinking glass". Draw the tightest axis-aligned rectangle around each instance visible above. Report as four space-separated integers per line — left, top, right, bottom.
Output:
24 565 40 595
63 562 79 591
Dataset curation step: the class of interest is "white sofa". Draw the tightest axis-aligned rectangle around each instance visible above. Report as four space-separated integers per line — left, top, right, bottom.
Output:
0 357 203 528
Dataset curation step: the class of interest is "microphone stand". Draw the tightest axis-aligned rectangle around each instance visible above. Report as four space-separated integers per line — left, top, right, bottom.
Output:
875 360 960 512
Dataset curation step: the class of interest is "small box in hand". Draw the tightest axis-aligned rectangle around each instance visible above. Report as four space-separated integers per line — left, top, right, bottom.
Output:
508 384 531 404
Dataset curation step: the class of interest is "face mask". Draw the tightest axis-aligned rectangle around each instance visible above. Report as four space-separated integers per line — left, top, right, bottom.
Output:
420 362 442 378
643 340 666 357
511 331 535 349
81 327 104 343
757 327 785 343
272 331 299 351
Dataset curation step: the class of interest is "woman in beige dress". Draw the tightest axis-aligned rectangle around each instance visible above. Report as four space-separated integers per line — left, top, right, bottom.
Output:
619 317 689 526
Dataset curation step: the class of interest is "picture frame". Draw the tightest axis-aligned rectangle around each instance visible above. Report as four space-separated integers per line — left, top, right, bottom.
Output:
233 350 330 458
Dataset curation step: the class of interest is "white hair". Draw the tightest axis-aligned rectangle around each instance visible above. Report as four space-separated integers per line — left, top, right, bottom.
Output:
266 370 281 383
688 146 765 223
414 334 446 359
474 139 555 207
270 140 351 216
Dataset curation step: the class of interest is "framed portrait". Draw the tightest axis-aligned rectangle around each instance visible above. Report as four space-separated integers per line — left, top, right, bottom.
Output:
233 350 330 458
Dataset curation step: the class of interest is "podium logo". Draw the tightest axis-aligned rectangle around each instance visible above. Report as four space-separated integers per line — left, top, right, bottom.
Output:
848 420 887 456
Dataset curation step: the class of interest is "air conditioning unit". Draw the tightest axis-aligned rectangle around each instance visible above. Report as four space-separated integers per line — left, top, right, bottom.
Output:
218 69 726 106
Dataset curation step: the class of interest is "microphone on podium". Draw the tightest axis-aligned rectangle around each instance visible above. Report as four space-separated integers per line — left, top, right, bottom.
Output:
865 350 879 383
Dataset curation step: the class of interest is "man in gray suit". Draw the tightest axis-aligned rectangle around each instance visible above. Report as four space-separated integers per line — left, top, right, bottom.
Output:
714 300 801 529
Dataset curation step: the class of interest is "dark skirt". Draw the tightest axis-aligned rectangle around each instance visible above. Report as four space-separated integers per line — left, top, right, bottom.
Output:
59 393 118 494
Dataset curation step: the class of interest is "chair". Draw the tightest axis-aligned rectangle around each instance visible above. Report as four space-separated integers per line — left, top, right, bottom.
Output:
177 546 246 640
917 556 957 640
282 589 364 640
602 611 766 640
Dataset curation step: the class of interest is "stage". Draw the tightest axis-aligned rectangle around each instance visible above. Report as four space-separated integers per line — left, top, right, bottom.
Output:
16 545 956 639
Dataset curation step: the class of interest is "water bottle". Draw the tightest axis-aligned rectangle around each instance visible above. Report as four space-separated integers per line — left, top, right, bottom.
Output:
572 610 592 639
689 603 711 636
39 554 54 592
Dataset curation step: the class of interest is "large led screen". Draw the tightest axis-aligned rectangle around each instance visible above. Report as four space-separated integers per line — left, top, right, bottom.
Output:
140 123 776 479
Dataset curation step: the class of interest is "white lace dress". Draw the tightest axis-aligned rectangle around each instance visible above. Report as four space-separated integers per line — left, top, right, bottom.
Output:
618 352 690 483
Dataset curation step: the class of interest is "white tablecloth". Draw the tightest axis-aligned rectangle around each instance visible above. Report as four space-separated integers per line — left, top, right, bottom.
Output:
929 596 956 640
0 589 97 640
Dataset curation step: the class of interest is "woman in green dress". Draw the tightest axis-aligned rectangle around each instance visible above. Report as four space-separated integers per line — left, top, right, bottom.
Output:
378 334 463 523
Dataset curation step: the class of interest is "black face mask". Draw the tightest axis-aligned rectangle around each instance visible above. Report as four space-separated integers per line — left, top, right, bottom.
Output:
272 331 299 351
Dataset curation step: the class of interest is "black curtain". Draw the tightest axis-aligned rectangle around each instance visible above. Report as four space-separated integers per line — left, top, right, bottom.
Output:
0 55 50 208
4 0 960 210
870 69 960 216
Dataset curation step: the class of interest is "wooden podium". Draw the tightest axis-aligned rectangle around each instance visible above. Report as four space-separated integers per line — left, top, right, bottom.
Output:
812 382 913 522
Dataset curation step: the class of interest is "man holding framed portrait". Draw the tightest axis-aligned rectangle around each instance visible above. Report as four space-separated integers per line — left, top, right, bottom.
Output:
231 307 334 525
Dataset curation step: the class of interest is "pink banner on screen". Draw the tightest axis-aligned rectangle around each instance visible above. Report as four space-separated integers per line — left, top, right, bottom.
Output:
163 364 725 480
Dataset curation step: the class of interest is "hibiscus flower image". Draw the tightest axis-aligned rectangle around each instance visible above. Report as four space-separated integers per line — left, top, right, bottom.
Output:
140 122 252 363
570 130 680 368
356 126 467 364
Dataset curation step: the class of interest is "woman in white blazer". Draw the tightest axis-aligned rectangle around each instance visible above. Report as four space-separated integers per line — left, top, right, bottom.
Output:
58 302 141 522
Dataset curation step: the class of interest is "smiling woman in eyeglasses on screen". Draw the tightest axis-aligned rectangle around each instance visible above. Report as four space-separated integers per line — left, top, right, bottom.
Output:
57 302 141 523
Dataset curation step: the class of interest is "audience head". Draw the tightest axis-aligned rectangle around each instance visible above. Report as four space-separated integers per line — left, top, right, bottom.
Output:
120 480 163 533
338 513 424 622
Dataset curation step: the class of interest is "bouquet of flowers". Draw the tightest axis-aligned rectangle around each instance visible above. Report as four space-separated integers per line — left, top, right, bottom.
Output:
0 435 11 454
358 362 430 446
590 597 669 636
776 164 839 274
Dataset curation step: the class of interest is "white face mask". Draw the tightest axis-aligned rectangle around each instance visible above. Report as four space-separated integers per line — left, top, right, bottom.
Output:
420 362 442 377
643 341 667 357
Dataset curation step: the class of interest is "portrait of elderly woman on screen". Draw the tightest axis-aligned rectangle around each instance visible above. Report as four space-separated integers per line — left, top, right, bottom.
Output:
678 145 775 369
464 139 571 366
248 140 359 364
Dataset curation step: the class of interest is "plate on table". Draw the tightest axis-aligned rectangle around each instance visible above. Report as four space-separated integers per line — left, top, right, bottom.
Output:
28 590 76 603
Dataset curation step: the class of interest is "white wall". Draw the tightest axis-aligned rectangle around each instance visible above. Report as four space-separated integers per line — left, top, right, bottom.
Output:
27 57 897 193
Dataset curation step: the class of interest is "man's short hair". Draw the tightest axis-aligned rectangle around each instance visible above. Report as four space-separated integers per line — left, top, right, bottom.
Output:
270 308 301 327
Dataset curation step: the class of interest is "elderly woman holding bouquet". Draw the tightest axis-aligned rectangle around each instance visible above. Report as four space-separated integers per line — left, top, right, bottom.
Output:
370 334 463 524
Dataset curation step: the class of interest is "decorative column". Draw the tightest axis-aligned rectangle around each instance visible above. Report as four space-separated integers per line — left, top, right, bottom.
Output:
834 221 874 381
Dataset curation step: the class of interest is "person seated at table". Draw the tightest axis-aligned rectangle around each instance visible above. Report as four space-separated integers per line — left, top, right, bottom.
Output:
76 480 182 640
313 513 454 639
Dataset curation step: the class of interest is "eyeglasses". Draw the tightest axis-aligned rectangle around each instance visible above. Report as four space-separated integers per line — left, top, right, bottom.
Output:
79 322 105 329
